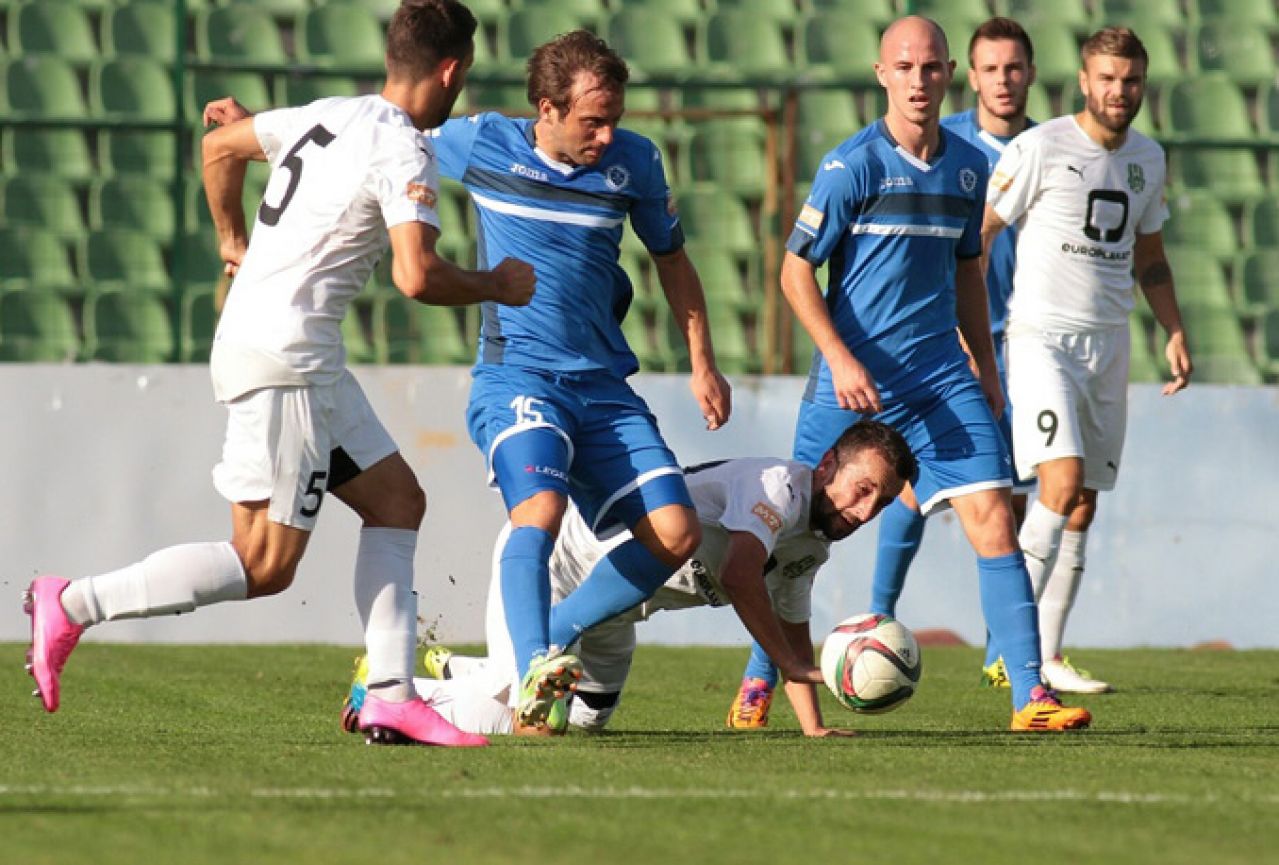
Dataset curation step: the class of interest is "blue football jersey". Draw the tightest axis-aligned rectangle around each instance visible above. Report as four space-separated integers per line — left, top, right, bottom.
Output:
941 109 1035 338
787 120 988 402
430 113 682 376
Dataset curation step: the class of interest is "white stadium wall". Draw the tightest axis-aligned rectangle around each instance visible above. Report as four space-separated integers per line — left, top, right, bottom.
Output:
0 365 1274 649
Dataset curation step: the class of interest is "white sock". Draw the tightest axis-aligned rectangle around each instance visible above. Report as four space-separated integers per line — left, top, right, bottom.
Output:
61 542 247 626
1018 500 1069 601
1038 529 1086 661
353 527 418 703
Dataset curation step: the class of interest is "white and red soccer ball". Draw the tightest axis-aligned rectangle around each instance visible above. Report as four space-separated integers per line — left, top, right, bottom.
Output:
820 613 922 714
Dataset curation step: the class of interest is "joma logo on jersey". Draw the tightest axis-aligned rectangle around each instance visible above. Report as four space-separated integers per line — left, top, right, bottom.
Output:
752 502 783 533
510 162 549 182
1127 163 1146 193
880 176 913 190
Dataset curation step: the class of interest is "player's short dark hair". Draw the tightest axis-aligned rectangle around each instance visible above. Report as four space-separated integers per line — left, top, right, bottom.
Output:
831 421 916 484
968 17 1034 67
385 0 477 81
1080 26 1148 71
526 29 629 113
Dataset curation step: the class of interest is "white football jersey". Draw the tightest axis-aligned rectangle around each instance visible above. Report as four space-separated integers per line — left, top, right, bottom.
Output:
212 95 441 402
989 115 1168 332
553 458 831 625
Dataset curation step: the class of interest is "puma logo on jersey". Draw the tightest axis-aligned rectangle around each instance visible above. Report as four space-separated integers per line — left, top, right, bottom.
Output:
1066 164 1085 180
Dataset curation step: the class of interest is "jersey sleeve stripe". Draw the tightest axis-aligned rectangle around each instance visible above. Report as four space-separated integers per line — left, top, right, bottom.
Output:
851 224 964 238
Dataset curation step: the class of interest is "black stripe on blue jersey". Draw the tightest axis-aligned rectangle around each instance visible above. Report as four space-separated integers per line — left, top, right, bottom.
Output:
462 166 632 214
859 192 975 219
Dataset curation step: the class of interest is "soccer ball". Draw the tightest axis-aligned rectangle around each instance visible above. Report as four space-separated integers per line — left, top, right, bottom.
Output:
820 613 922 714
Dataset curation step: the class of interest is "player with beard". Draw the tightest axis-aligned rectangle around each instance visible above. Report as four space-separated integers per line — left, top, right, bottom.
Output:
981 27 1192 694
340 421 914 736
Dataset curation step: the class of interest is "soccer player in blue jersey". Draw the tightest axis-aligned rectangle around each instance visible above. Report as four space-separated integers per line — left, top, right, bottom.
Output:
744 16 1089 732
729 17 1041 726
429 31 733 726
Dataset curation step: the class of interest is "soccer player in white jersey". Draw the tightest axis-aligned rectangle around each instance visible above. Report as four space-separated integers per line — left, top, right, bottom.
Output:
982 27 1192 694
341 421 914 736
22 0 535 748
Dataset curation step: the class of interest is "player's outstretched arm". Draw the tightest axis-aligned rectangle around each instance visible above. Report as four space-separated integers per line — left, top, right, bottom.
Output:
1134 230 1192 395
954 257 1004 418
781 252 881 414
652 247 731 430
388 222 534 308
202 119 266 277
779 622 855 738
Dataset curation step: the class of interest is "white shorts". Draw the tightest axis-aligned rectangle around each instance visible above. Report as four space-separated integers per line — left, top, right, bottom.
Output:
212 371 397 530
1006 323 1129 492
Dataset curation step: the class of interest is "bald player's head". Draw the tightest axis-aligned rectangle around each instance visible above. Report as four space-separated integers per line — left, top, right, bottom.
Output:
875 15 955 128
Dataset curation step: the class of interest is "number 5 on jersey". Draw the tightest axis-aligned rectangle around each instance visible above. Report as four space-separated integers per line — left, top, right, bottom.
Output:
259 124 336 227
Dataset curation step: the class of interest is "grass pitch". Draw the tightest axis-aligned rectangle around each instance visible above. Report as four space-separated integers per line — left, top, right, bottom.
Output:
2 643 1275 865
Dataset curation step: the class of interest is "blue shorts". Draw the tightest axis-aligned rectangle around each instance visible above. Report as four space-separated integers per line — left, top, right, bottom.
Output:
467 365 692 537
794 371 1013 516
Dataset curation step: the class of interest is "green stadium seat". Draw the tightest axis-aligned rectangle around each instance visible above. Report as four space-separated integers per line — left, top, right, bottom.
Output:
0 289 80 362
1170 147 1267 205
0 228 78 294
1193 0 1278 27
101 130 180 180
3 55 88 118
1246 198 1279 247
79 230 171 294
187 70 274 118
1181 306 1259 384
1194 23 1276 86
179 286 218 362
1233 250 1279 318
1 174 87 240
910 0 987 28
357 0 409 21
683 241 755 313
1128 314 1161 383
620 307 666 372
1006 0 1092 31
520 0 609 32
196 5 286 64
808 0 896 26
674 185 758 256
1023 24 1081 88
794 89 861 179
373 294 472 364
8 1 99 65
92 56 176 120
2 128 95 183
1162 190 1239 262
172 232 224 294
1163 246 1235 311
253 0 314 18
799 14 880 84
1259 308 1279 380
277 74 362 107
705 11 791 78
687 119 770 200
715 0 798 22
465 82 528 113
607 9 695 78
1096 0 1186 31
103 2 177 63
503 8 589 65
89 176 175 241
626 0 705 27
297 2 386 68
84 290 176 363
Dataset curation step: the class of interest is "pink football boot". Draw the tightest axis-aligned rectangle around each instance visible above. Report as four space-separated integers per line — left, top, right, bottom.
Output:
358 693 489 747
23 576 85 713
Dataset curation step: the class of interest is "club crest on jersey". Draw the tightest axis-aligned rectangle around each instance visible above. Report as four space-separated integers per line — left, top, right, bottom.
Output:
1127 163 1146 193
405 182 437 208
604 164 631 191
958 167 978 194
752 502 783 533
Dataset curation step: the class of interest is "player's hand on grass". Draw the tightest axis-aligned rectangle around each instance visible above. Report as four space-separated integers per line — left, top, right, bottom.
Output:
1163 331 1192 395
203 97 252 127
829 354 882 415
691 366 732 430
490 257 536 306
804 726 857 738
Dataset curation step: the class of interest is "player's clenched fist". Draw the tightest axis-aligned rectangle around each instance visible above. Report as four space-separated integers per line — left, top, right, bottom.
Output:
490 257 536 306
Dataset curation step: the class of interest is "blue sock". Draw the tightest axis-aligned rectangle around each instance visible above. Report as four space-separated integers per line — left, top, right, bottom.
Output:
977 551 1042 710
742 640 779 688
869 498 926 616
501 526 555 679
548 537 672 649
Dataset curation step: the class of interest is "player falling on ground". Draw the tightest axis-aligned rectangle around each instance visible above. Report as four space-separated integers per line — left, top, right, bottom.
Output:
23 0 535 747
426 30 732 728
341 421 914 736
748 15 1090 732
728 18 1042 726
981 26 1192 694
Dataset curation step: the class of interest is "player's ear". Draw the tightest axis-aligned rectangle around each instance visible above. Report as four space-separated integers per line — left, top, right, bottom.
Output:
438 55 463 89
1027 62 1037 88
537 97 560 125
